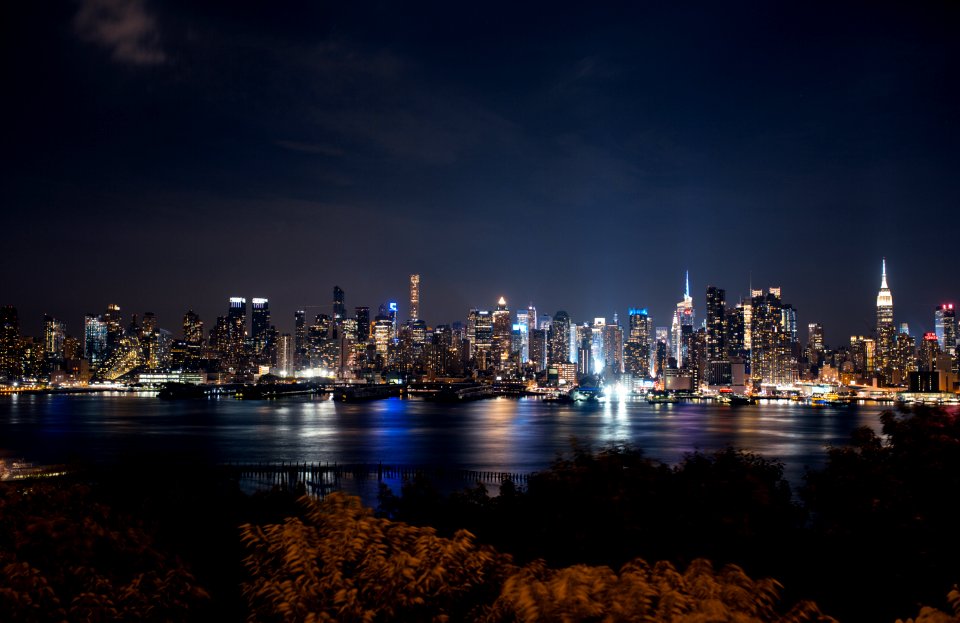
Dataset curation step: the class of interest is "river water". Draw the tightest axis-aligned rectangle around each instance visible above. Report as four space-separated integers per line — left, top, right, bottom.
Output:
0 393 888 487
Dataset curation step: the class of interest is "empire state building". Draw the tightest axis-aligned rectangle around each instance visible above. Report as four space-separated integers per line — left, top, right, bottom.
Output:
875 258 895 383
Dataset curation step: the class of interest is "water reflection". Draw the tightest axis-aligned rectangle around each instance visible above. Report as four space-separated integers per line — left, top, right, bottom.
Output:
0 394 886 484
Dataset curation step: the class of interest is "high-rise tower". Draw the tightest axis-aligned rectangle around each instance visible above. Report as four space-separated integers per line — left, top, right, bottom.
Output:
228 297 247 363
333 286 345 323
875 258 895 383
671 271 695 365
935 303 956 357
549 311 571 365
409 275 420 322
492 296 512 367
251 298 270 352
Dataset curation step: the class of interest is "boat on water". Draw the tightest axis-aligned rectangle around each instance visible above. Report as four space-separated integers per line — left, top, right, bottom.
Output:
422 384 493 402
236 382 325 400
807 392 853 407
333 384 402 402
646 391 679 404
158 382 243 399
717 393 755 406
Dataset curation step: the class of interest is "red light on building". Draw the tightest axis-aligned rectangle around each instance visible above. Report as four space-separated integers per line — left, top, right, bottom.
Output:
923 332 938 341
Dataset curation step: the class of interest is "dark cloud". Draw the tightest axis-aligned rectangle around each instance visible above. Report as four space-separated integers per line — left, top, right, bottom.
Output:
73 0 166 65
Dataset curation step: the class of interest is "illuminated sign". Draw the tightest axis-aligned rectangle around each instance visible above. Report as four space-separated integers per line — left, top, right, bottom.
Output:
229 297 246 305
252 298 268 305
388 302 398 312
628 308 649 316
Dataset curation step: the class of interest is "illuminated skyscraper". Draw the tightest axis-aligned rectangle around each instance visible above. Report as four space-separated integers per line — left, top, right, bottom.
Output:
918 332 940 372
516 309 529 362
354 307 370 343
83 314 108 366
671 271 695 365
875 258 895 383
43 315 66 365
576 323 592 375
806 323 824 366
276 334 294 375
751 287 794 388
183 310 203 344
228 297 247 363
103 304 123 356
549 311 571 365
472 309 493 369
935 303 956 357
529 328 547 372
705 286 726 383
387 302 398 338
409 275 420 322
602 321 624 375
333 286 345 323
0 305 21 380
624 308 652 378
492 297 512 367
250 298 270 353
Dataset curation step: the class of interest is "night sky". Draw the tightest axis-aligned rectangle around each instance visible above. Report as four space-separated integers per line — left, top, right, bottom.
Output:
4 1 958 343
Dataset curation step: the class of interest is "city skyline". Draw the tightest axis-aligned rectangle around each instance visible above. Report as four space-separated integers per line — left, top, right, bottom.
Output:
3 2 959 344
4 260 956 346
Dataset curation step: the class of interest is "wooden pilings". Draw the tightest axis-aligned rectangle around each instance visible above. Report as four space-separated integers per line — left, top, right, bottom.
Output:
222 461 529 497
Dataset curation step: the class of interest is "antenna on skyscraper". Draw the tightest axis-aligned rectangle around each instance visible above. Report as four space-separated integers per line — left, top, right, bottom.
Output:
685 270 690 299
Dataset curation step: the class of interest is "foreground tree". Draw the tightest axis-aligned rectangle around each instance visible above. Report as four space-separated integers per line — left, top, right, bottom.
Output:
241 492 832 622
0 481 209 622
802 405 960 620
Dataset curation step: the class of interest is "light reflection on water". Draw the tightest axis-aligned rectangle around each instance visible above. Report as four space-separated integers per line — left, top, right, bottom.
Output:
0 394 888 483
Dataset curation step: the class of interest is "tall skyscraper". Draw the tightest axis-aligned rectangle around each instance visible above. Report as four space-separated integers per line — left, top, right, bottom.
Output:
276 334 294 375
409 275 420 322
602 321 624 375
251 298 270 352
0 305 21 380
935 303 956 357
918 332 940 372
625 308 652 379
471 309 493 369
751 287 794 388
705 286 726 369
183 310 203 344
83 314 108 366
228 297 247 363
516 310 530 362
671 271 695 365
354 307 370 343
333 286 345 323
43 315 66 365
529 328 547 372
549 311 571 365
103 303 123 356
806 323 824 365
492 297 512 367
875 258 895 383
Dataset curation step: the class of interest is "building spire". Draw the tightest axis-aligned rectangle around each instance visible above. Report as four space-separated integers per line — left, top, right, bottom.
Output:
881 257 888 289
685 270 690 299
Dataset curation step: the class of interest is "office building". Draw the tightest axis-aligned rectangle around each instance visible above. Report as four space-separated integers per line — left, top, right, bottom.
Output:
0 305 21 380
43 315 66 366
183 310 203 344
84 314 108 367
333 286 345 323
549 311 571 364
671 271 695 365
492 297 512 368
875 259 895 383
935 303 956 357
409 275 420 322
